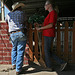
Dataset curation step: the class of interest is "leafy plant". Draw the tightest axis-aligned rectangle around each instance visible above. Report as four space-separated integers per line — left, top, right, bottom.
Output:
28 13 45 27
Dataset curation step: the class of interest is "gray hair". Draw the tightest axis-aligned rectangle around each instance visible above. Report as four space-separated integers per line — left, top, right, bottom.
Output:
45 0 55 9
45 0 59 14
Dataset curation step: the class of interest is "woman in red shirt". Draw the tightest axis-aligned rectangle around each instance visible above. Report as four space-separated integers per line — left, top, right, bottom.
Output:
36 0 67 71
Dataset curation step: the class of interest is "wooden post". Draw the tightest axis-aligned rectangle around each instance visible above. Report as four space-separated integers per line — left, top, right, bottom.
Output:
1 0 5 21
42 34 45 60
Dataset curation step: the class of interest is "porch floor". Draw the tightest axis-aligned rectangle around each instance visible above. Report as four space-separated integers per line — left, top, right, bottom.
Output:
0 61 75 75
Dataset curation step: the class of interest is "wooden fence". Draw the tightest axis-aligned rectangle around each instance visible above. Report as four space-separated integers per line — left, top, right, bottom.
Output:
28 21 75 64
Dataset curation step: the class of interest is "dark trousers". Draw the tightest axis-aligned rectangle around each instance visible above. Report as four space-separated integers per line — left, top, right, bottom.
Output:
44 36 65 68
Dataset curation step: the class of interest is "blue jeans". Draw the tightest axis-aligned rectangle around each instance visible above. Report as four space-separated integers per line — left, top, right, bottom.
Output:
44 36 65 68
10 31 27 72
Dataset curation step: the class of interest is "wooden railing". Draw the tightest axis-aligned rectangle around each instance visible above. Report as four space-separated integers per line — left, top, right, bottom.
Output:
28 21 75 64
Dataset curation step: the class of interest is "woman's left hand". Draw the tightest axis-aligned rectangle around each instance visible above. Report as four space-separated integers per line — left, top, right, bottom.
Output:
36 27 41 31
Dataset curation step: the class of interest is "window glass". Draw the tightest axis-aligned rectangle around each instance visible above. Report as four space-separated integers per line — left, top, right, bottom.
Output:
0 1 10 21
0 1 1 20
4 5 10 18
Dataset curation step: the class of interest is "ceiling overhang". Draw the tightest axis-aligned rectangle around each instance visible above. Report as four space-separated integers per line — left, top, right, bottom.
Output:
4 0 75 18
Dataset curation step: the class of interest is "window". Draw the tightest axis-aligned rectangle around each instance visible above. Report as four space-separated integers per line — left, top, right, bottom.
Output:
0 0 10 21
4 5 10 18
0 1 1 20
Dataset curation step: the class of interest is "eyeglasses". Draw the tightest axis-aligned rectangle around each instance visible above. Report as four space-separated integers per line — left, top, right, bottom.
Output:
45 4 49 6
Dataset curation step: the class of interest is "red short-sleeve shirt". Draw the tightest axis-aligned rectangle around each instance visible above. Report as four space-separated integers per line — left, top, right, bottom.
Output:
43 10 57 37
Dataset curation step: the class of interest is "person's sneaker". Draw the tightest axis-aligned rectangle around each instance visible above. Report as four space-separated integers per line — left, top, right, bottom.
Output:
60 63 67 71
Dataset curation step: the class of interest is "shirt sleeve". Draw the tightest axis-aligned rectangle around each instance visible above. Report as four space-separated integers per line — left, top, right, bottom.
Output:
49 11 55 24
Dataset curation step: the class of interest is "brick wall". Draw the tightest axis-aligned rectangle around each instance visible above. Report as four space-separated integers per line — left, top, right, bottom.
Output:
0 22 29 64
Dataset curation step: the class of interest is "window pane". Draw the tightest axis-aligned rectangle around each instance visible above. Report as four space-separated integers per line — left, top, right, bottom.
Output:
4 5 10 18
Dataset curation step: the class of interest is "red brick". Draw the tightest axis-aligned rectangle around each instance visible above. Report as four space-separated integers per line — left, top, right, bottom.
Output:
0 40 3 43
4 47 12 50
1 34 8 36
0 53 7 56
0 35 9 40
1 25 9 29
1 36 6 39
4 57 11 61
1 36 9 40
9 61 12 64
3 40 9 43
0 36 1 38
5 36 9 39
1 30 8 34
5 25 9 29
3 50 11 53
0 53 3 56
3 53 7 56
0 48 4 50
0 61 3 64
3 48 12 51
0 44 5 47
0 26 7 29
0 22 8 25
0 57 3 60
0 50 3 52
7 44 12 47
7 53 11 56
2 61 9 64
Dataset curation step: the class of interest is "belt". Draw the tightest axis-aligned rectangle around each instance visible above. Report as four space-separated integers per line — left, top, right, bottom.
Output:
10 30 21 34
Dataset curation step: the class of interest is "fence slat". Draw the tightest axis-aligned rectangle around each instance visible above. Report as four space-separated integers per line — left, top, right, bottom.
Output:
72 21 75 63
64 21 69 61
28 24 33 61
34 29 39 62
42 35 45 60
57 22 61 56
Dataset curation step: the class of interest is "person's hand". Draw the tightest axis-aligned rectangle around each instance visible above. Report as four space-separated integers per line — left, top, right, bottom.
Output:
34 22 39 27
36 27 40 30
